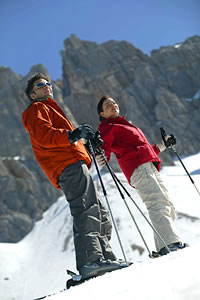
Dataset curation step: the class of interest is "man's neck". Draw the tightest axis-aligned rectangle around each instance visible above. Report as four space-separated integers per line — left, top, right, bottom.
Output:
34 97 49 102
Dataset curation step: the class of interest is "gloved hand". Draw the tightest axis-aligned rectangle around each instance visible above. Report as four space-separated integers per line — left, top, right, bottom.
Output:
68 124 95 144
157 134 177 152
92 131 104 149
84 131 104 154
96 153 106 167
165 134 176 148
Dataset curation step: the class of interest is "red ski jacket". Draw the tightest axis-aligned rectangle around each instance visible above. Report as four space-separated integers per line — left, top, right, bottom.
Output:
98 116 161 185
22 98 92 189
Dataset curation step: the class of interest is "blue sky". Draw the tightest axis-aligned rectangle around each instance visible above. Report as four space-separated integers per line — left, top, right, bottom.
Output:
1 0 199 80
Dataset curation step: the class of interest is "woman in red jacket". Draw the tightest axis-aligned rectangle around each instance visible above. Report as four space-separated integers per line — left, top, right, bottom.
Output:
97 95 187 256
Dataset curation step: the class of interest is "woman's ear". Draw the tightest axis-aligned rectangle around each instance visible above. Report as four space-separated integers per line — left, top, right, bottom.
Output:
100 111 105 118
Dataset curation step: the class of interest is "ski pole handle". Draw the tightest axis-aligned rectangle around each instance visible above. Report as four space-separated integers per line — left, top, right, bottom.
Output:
160 127 177 149
160 127 167 144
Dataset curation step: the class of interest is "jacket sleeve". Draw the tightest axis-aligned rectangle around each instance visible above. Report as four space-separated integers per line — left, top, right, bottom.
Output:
152 144 160 155
25 102 71 148
136 128 160 155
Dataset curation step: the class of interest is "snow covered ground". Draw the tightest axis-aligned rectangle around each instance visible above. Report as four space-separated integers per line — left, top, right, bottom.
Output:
0 152 200 300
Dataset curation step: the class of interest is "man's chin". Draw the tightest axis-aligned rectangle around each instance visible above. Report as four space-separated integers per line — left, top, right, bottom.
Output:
44 93 53 99
48 93 53 98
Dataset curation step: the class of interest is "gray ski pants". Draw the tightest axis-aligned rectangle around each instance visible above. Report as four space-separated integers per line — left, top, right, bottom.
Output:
59 161 116 269
130 162 181 251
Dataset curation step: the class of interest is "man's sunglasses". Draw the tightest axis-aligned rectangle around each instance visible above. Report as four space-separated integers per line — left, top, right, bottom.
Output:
35 82 52 88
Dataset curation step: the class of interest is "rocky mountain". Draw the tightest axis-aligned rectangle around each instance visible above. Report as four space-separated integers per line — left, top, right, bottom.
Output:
0 35 200 242
61 34 200 161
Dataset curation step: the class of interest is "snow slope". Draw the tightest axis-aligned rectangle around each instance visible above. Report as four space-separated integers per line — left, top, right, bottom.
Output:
0 152 200 300
45 243 200 300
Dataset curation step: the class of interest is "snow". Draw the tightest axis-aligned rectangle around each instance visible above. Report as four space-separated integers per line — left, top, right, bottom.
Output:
53 245 200 300
0 152 200 300
174 43 182 48
194 89 200 100
186 88 200 102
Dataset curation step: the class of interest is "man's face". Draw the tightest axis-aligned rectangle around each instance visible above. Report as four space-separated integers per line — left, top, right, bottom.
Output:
100 98 120 119
30 78 53 101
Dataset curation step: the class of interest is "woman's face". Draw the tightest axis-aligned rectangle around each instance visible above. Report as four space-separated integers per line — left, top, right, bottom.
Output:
100 98 120 119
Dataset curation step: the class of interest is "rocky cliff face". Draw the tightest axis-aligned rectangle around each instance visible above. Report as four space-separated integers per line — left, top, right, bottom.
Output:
61 34 200 164
0 35 200 242
0 64 78 242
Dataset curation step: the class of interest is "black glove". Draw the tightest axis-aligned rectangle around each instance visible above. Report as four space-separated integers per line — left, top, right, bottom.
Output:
165 134 177 148
85 131 104 154
93 131 104 149
68 124 95 144
160 127 176 148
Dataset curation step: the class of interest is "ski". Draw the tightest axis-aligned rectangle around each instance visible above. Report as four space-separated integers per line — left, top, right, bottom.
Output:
33 262 133 298
150 242 189 258
66 269 95 289
151 251 162 258
33 271 103 299
66 260 133 289
33 288 67 300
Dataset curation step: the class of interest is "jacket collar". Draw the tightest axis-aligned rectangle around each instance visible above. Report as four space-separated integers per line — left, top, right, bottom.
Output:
101 115 126 124
99 115 136 129
32 96 54 103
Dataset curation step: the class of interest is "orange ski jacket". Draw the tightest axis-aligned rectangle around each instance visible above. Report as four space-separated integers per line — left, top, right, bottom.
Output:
22 97 92 189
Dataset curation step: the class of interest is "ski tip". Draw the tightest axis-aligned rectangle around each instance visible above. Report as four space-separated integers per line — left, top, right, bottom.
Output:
67 269 77 276
150 251 161 258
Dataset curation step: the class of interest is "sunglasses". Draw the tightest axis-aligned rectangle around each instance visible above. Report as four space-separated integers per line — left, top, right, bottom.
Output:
35 82 52 88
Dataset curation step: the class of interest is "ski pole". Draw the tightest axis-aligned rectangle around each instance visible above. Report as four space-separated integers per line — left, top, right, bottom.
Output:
98 149 171 255
160 127 200 198
88 140 128 265
100 151 153 257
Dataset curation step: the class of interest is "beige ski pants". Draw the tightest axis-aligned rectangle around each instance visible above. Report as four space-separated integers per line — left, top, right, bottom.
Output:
130 162 181 251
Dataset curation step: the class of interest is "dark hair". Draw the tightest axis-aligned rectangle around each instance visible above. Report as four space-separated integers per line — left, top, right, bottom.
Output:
97 95 111 122
25 73 50 101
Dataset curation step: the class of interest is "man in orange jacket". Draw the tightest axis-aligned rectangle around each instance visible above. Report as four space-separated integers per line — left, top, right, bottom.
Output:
22 73 125 279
